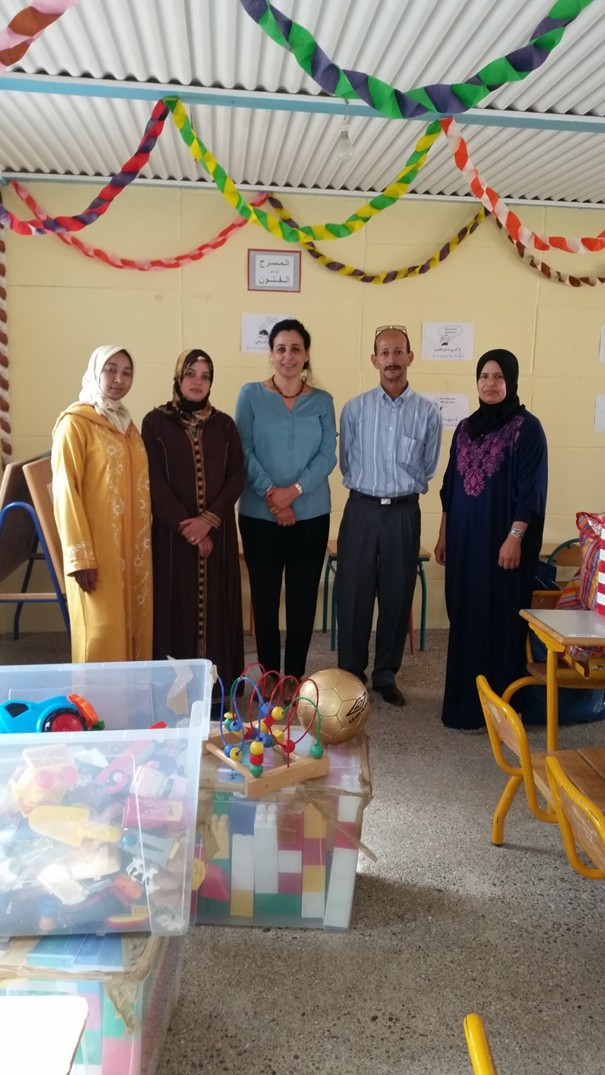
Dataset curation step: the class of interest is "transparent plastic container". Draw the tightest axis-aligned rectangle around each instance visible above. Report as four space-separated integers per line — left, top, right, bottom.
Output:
0 658 211 935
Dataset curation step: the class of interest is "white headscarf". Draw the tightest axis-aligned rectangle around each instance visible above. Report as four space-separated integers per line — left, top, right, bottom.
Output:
79 345 133 434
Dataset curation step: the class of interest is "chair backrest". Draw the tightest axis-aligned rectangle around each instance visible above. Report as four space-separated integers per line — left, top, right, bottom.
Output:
463 1014 498 1075
0 454 44 581
545 756 605 879
22 456 65 593
476 674 551 824
476 674 530 769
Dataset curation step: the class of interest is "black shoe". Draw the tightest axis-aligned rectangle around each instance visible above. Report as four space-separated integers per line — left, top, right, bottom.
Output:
342 669 367 685
374 684 406 707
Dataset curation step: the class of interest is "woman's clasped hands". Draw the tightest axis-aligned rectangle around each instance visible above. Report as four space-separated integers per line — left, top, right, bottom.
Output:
179 516 214 556
265 485 298 526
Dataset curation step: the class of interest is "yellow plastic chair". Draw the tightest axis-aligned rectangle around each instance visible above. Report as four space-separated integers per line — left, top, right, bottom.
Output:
463 1013 498 1075
476 675 556 845
545 755 605 878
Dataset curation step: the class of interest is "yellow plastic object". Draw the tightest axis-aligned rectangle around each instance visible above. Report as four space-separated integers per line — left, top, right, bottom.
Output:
463 1014 498 1075
476 675 556 845
545 756 605 879
28 805 122 846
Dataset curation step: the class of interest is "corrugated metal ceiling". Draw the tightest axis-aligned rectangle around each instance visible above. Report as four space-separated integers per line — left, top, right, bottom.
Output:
0 0 604 205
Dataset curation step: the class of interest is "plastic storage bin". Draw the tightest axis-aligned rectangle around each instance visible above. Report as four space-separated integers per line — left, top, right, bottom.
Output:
0 658 211 935
194 733 372 930
0 933 183 1075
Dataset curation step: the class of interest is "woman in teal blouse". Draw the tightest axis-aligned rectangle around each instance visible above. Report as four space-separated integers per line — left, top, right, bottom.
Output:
235 319 336 685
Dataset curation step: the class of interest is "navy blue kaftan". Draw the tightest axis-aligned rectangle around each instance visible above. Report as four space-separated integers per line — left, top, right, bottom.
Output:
440 408 547 730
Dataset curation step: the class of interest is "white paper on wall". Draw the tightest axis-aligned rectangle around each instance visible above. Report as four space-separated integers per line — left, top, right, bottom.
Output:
594 395 605 432
422 322 474 361
423 394 469 430
241 314 293 353
599 326 605 364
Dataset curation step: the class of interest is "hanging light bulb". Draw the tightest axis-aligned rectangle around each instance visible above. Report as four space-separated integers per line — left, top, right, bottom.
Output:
336 114 354 163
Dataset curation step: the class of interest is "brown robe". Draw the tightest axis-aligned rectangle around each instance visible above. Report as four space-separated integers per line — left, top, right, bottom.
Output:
141 405 245 694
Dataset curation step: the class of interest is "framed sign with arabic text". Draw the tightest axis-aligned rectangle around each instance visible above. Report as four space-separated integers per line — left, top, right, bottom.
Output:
248 249 301 292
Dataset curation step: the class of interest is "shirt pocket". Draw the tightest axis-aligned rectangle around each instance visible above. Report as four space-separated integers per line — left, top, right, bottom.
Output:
396 434 423 472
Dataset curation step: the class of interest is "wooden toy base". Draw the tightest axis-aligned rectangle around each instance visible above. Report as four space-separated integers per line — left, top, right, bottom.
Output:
203 730 329 798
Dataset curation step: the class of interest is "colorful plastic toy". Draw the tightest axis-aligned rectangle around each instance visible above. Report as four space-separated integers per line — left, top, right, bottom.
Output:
0 693 104 734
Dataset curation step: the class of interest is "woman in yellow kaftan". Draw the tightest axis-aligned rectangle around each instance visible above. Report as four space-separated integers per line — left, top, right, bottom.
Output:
51 345 152 663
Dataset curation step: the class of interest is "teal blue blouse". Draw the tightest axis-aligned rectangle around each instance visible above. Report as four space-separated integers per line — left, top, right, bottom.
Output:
235 382 337 521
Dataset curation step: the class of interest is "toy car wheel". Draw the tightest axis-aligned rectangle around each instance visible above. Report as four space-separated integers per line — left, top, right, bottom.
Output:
42 708 87 733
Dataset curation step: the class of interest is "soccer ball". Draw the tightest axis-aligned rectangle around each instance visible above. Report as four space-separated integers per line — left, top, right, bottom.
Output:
296 668 370 745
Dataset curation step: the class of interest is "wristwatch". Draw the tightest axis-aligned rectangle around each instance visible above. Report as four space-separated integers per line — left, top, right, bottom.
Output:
294 482 303 496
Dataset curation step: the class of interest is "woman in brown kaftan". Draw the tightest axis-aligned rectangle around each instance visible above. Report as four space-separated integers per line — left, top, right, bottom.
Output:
141 349 245 694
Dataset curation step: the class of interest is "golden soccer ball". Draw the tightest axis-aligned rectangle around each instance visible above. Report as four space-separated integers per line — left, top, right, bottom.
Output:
296 668 370 745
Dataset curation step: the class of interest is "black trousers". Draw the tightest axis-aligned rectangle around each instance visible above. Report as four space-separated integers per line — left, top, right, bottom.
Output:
336 493 420 687
239 513 330 679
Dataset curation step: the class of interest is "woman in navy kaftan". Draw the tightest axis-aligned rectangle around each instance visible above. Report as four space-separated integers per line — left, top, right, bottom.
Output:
436 350 548 730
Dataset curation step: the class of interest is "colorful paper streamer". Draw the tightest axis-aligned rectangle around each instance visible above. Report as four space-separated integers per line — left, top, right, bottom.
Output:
8 179 268 270
239 0 594 120
267 195 488 284
167 97 441 242
495 218 605 287
0 100 169 235
441 116 605 253
0 188 11 462
0 0 80 71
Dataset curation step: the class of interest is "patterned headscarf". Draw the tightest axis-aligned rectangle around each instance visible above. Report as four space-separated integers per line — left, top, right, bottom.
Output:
171 348 214 417
79 345 133 434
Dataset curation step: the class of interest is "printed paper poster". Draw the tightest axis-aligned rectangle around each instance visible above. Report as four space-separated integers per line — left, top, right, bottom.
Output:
422 322 474 361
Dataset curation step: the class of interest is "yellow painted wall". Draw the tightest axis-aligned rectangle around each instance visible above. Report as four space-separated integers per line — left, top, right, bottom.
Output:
3 182 605 632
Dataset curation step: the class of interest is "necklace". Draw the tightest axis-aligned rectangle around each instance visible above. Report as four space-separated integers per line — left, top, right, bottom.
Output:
271 375 304 399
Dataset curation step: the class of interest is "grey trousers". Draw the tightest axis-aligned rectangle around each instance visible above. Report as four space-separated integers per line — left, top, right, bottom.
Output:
336 493 420 687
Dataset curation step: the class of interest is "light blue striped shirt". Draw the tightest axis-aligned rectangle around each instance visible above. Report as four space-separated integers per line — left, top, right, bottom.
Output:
340 385 442 496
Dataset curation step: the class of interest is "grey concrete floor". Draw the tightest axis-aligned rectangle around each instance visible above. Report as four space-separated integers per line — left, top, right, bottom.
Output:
2 628 604 1074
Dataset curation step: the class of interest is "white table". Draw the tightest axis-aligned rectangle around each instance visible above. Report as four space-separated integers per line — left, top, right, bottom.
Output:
519 608 605 751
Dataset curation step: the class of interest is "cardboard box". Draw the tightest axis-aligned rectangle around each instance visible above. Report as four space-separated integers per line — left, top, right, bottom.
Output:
0 933 182 1075
0 659 211 934
194 733 372 930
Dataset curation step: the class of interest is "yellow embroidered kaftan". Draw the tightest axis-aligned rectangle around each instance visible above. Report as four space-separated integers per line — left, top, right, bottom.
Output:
51 403 152 663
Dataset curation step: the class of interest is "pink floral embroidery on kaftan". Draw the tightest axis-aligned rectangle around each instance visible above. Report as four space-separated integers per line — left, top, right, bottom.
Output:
456 416 524 497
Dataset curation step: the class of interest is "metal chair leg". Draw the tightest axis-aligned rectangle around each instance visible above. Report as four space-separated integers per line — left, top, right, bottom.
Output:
417 559 428 651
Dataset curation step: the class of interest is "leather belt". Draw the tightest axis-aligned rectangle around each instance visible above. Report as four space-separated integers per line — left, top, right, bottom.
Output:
350 491 415 506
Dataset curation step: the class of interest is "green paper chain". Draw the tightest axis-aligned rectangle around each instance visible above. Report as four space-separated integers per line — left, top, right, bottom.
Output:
166 96 441 242
240 0 595 120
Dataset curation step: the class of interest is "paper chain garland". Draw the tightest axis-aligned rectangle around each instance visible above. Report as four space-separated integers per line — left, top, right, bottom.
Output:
15 164 604 288
2 99 605 287
496 218 605 287
8 179 269 270
0 189 10 462
0 100 170 235
441 116 605 253
0 0 80 71
166 97 442 242
4 95 605 262
267 194 488 284
8 175 488 284
239 0 594 120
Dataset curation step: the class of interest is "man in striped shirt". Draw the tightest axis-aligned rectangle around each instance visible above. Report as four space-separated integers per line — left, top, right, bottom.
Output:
337 326 442 707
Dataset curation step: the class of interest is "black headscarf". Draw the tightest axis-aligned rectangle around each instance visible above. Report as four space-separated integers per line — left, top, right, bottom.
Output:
466 348 524 441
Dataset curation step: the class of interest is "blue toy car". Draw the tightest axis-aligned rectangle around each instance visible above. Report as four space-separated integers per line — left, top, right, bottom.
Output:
0 693 103 734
